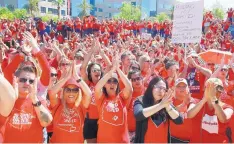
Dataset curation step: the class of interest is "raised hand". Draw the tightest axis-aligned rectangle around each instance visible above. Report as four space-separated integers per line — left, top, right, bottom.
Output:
23 31 38 49
29 78 38 101
161 89 174 108
72 61 80 80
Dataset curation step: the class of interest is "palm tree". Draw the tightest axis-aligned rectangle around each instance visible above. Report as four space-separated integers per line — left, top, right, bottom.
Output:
28 0 39 16
52 0 65 19
77 0 93 18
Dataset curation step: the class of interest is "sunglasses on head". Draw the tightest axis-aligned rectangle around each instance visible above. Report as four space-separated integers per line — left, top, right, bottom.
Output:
19 78 35 84
64 87 79 93
107 78 118 84
131 77 142 82
51 73 58 77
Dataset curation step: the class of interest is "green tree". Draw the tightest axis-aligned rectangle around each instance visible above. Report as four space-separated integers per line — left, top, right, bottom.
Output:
7 4 15 11
212 8 225 20
13 9 28 19
155 12 170 23
77 0 93 18
40 12 58 22
52 0 65 19
28 0 39 16
0 7 15 20
116 2 141 21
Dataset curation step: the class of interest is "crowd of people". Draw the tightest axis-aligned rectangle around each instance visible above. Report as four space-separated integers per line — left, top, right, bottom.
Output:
0 7 234 143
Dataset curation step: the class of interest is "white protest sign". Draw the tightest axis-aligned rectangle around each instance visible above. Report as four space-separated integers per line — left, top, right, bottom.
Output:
141 33 151 40
171 0 204 43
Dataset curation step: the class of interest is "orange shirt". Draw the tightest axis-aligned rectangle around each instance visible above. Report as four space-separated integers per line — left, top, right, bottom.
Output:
127 89 144 132
144 118 168 143
3 97 47 143
50 104 85 143
96 94 129 143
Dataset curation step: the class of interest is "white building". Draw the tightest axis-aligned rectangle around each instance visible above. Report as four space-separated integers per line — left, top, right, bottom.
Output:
38 0 68 17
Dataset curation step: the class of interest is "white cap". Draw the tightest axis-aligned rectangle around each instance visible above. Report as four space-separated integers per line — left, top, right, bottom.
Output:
175 78 188 86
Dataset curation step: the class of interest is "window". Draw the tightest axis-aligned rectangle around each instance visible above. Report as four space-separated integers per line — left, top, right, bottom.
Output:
61 10 65 16
48 0 53 2
131 2 136 6
98 8 103 12
48 8 58 15
41 7 46 13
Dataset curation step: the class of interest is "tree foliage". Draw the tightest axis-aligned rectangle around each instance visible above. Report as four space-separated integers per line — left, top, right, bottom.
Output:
155 12 170 23
77 0 93 18
212 8 225 20
0 7 27 20
115 2 141 21
40 12 58 22
28 0 39 16
52 0 65 19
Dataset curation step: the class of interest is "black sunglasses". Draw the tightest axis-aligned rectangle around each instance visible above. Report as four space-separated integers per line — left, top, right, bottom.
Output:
19 78 35 84
216 85 224 93
64 87 79 93
131 77 143 82
51 73 58 77
107 79 118 84
221 68 228 72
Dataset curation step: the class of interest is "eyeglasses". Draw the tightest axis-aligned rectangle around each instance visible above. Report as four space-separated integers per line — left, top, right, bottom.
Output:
153 85 167 92
51 73 58 77
92 69 101 73
221 68 228 72
131 77 143 82
64 87 79 93
60 63 70 67
216 85 224 93
19 78 35 84
107 79 118 84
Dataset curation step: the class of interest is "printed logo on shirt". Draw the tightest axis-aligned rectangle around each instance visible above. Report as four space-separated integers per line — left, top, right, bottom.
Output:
56 109 82 133
9 109 35 129
201 114 219 134
101 99 124 126
90 86 96 105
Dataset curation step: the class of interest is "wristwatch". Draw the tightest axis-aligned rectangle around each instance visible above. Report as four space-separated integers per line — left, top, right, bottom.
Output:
76 79 82 83
32 101 42 107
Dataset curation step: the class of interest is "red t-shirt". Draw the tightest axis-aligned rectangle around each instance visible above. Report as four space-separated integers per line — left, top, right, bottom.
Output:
3 97 47 143
96 93 129 143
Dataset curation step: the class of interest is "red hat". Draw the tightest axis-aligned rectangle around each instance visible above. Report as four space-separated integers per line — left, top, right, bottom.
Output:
64 78 80 88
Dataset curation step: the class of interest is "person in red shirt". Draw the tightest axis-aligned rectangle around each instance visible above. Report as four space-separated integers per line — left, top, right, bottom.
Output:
227 8 233 22
48 62 92 143
187 78 233 143
57 32 64 44
94 54 133 143
2 66 52 143
134 76 183 143
127 70 145 142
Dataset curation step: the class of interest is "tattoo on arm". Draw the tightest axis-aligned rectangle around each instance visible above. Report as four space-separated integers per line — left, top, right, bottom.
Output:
40 111 50 123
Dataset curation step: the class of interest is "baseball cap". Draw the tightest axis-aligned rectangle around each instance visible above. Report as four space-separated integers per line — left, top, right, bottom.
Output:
110 73 119 82
205 78 223 87
64 78 80 88
175 78 188 86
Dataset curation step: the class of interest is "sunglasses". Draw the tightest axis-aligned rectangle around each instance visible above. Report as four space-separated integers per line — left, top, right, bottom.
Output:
64 87 79 93
131 66 140 70
131 77 143 82
19 78 35 84
92 69 101 73
221 68 228 72
60 63 70 67
75 56 84 61
216 85 224 93
107 79 118 84
144 60 151 63
153 85 167 92
51 73 58 77
207 63 215 66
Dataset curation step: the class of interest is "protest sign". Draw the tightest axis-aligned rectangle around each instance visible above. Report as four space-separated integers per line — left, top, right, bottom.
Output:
171 0 204 43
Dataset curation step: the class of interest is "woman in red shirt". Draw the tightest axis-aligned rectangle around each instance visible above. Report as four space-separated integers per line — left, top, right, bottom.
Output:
48 63 92 143
94 55 133 143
